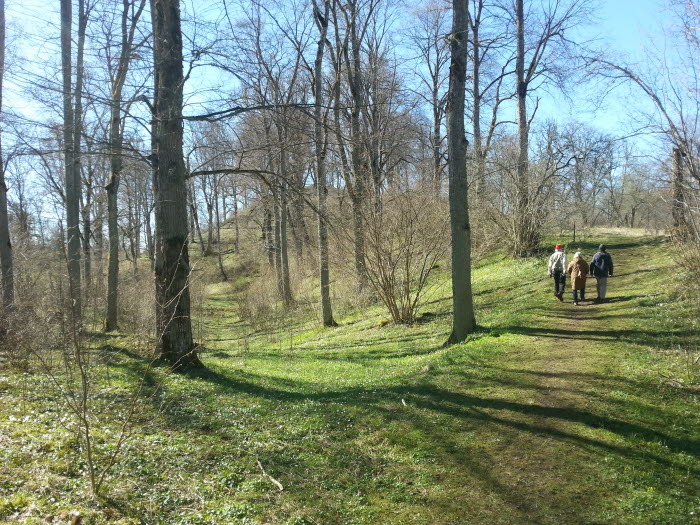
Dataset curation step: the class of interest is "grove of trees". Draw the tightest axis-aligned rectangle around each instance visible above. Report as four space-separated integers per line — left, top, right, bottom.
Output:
0 0 695 364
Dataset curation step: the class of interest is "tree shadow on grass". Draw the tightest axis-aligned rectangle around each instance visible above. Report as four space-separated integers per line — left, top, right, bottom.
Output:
179 366 700 466
113 355 698 523
498 324 699 349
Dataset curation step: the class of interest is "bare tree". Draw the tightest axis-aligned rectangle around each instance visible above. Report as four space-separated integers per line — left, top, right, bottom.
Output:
152 0 200 368
105 0 147 332
313 0 337 326
513 0 587 256
61 0 90 321
447 0 476 344
0 0 13 312
407 1 450 192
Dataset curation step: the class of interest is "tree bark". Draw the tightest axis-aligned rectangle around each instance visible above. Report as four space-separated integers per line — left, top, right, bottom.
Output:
279 183 292 305
105 0 147 329
232 183 240 252
74 0 87 290
81 177 92 289
313 0 336 326
470 2 485 198
446 0 476 344
60 0 82 321
188 180 206 254
672 147 687 234
104 1 147 318
514 0 531 257
152 0 200 369
263 203 274 267
0 0 13 312
214 181 227 281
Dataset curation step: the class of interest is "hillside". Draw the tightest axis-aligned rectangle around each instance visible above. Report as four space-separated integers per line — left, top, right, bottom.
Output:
0 233 698 524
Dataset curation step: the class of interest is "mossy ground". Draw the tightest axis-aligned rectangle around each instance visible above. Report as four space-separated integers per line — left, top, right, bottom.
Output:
0 232 698 524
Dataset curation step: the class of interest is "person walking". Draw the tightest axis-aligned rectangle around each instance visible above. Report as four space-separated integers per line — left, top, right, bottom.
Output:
547 244 567 301
589 244 614 302
567 252 589 305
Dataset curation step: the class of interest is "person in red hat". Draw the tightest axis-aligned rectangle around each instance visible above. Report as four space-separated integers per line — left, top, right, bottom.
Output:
547 243 567 301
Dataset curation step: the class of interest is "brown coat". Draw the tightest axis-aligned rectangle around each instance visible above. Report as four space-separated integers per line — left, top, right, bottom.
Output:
567 258 589 290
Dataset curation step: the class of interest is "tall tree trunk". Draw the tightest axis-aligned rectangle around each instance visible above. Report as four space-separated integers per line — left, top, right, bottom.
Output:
345 1 369 293
471 5 485 199
152 0 200 369
432 95 442 193
0 0 14 312
446 0 476 344
278 140 293 306
74 0 87 290
105 171 119 329
264 206 274 267
188 181 205 254
280 184 292 305
206 179 214 254
232 184 240 252
60 0 82 321
81 182 92 289
349 190 367 293
104 0 146 325
214 181 227 281
187 181 196 243
273 190 283 297
515 0 533 257
313 0 336 326
93 196 104 263
144 201 154 268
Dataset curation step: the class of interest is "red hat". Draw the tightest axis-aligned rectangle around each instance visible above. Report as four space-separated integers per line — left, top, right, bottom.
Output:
555 244 563 250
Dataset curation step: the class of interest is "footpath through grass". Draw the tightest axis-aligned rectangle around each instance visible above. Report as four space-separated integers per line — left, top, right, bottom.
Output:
1 233 699 524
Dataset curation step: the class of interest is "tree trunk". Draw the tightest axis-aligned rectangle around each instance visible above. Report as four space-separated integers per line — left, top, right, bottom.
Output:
313 0 336 326
350 189 368 294
273 190 283 297
188 181 206 254
264 203 274 267
215 182 227 281
74 0 87 291
232 184 240 252
60 0 82 321
471 7 485 199
432 96 442 193
514 0 533 257
152 0 200 369
0 0 14 312
280 184 292 306
81 184 92 289
205 179 214 254
345 1 369 293
446 0 476 344
144 200 154 268
672 147 687 233
105 178 119 329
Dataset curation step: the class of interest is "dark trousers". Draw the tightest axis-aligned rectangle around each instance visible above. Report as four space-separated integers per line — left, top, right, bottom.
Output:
553 270 566 295
573 289 586 303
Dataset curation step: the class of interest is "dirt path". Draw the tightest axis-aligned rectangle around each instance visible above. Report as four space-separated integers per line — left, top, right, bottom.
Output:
437 242 692 524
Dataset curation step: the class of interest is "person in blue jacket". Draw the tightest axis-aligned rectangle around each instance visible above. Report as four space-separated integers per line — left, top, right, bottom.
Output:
589 244 614 302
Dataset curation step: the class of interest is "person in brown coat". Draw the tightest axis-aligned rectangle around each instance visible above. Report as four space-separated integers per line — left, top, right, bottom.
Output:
566 252 589 306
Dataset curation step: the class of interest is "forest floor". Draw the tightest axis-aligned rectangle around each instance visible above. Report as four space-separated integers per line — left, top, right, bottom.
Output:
1 232 699 524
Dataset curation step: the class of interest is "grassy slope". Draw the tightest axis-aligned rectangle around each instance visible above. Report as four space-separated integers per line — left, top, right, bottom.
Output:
0 233 699 524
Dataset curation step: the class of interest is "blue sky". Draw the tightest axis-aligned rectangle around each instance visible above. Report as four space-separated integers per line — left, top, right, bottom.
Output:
542 0 672 137
5 0 677 144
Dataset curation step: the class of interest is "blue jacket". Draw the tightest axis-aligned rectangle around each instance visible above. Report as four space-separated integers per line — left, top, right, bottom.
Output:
589 251 613 277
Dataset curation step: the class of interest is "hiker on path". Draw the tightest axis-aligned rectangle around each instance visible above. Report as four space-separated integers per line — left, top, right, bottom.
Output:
547 244 567 301
589 244 614 302
567 252 589 306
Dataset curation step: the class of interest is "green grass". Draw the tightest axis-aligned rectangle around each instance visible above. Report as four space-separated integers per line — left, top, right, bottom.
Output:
0 232 699 524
